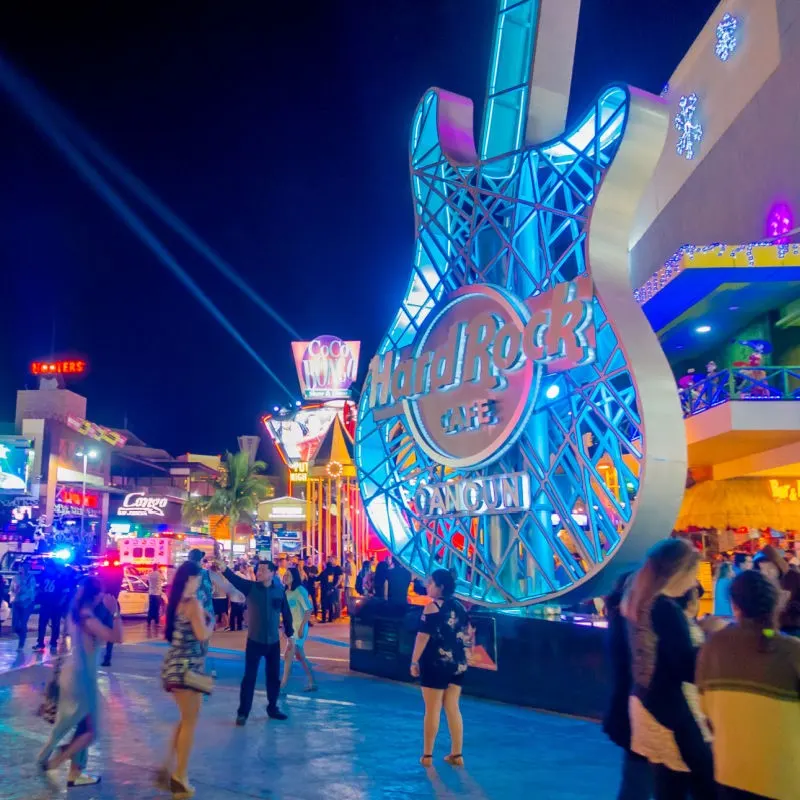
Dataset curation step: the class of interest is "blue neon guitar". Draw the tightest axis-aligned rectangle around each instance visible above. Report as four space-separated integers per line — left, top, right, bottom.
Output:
355 0 687 607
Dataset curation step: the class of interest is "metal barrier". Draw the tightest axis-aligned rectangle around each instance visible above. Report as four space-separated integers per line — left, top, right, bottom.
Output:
679 367 800 417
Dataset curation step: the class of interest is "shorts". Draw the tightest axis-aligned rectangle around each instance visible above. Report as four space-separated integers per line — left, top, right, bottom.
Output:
213 598 228 617
419 666 465 691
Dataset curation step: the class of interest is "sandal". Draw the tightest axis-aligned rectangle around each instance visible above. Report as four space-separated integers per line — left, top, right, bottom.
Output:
170 775 196 798
154 767 171 790
444 753 464 767
303 683 318 692
420 754 433 767
67 773 101 787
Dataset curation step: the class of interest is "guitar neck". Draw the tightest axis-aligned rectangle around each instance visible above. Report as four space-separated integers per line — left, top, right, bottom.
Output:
480 0 580 172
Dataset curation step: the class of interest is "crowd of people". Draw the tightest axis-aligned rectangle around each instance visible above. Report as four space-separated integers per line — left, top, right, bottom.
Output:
191 550 415 633
19 535 799 797
604 540 800 800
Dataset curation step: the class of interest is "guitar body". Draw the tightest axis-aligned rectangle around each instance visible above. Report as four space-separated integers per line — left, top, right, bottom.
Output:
355 4 687 607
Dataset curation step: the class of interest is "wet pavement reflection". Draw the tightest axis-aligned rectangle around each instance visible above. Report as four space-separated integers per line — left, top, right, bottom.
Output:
0 622 619 799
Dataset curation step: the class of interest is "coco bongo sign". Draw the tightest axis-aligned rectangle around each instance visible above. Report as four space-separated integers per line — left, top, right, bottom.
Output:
366 277 596 517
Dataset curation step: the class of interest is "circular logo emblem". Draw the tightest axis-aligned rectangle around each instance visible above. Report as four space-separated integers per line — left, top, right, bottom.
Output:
401 285 539 469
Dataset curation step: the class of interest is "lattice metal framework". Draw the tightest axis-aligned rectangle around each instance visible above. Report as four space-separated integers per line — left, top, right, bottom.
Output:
355 0 686 608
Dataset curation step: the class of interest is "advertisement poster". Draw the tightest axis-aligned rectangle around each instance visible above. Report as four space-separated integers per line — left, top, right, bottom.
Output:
464 615 498 671
0 437 35 494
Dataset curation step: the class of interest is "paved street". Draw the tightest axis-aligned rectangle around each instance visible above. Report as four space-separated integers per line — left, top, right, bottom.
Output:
0 620 621 799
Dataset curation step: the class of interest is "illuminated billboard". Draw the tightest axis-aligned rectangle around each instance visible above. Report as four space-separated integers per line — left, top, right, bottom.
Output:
264 405 340 466
292 336 360 400
0 437 35 494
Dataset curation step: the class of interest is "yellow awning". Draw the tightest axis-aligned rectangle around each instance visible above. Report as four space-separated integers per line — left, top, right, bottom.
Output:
675 478 800 531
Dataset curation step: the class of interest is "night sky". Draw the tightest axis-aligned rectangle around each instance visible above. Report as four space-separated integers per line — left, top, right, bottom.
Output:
0 0 718 456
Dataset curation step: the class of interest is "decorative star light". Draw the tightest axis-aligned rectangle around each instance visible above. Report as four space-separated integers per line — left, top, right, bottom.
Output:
715 13 739 62
674 93 703 160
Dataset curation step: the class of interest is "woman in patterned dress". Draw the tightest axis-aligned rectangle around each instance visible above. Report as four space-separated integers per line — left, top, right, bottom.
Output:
410 569 469 767
158 560 214 798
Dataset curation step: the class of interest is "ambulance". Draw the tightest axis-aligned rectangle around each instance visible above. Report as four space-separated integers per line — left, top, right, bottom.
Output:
116 533 216 577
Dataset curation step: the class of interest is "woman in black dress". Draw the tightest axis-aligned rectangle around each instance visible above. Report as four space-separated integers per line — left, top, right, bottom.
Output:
410 569 468 767
622 538 714 800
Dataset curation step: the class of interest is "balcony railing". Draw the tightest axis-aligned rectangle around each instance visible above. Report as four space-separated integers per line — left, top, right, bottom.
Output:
679 366 800 418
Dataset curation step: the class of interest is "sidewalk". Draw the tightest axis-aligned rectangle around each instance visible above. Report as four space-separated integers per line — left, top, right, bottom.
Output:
0 630 621 799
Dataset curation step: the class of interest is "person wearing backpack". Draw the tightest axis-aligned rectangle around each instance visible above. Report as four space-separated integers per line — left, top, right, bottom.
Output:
409 569 468 768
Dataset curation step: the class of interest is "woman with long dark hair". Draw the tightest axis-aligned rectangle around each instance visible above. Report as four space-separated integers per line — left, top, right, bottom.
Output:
410 569 468 767
697 570 800 799
158 560 214 797
37 576 123 787
280 566 316 693
622 538 714 799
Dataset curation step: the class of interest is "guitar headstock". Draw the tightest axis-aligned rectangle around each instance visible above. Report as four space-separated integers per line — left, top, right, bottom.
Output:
356 0 687 607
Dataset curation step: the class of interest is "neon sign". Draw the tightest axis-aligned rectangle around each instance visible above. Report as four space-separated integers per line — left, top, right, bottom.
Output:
292 336 360 400
353 0 688 609
416 473 531 519
116 492 169 517
66 415 128 448
31 359 87 376
56 487 99 509
769 479 800 502
289 463 309 483
367 277 594 469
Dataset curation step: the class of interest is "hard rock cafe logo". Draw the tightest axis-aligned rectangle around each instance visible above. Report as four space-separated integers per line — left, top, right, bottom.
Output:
367 277 595 471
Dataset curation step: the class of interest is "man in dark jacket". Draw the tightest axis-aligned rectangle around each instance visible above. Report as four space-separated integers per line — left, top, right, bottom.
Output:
219 557 294 725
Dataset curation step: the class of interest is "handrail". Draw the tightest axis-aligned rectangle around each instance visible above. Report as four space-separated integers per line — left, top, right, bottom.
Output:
679 366 800 417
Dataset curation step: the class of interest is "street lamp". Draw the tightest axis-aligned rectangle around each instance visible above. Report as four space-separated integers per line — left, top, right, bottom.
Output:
75 449 99 538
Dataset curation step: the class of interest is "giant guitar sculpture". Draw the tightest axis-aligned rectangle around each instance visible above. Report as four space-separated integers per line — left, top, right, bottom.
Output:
355 0 687 607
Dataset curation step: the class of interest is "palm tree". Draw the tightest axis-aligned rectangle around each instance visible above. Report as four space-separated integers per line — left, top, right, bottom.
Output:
182 450 274 551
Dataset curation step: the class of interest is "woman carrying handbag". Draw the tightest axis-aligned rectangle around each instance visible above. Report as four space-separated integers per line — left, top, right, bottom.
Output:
158 561 214 798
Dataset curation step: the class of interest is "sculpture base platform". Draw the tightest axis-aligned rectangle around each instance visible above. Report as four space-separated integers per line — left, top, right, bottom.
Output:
349 600 610 720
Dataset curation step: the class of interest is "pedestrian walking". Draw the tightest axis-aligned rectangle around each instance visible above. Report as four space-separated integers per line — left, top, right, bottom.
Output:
228 563 247 632
343 552 356 610
10 560 37 650
319 556 342 623
147 564 165 631
603 572 653 800
697 570 800 800
280 567 316 693
303 556 319 621
158 560 214 799
712 562 735 617
34 560 64 652
187 548 215 621
210 564 229 629
410 569 468 768
622 538 715 800
37 576 123 788
100 556 124 667
214 555 294 725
